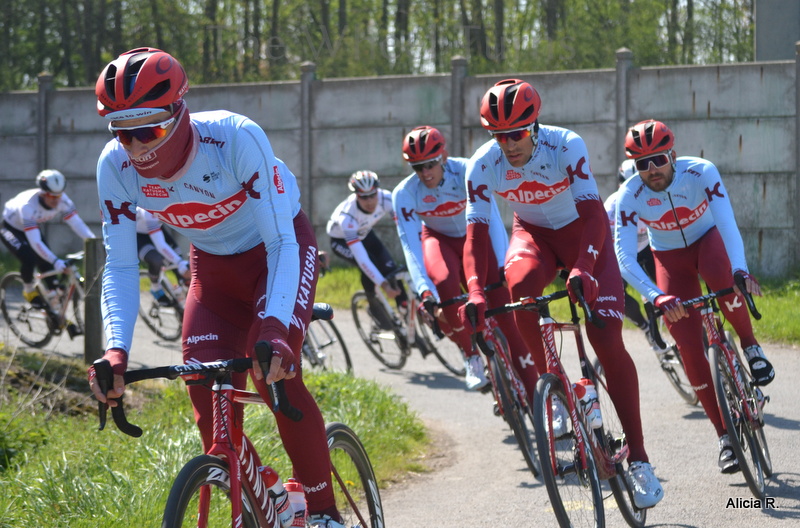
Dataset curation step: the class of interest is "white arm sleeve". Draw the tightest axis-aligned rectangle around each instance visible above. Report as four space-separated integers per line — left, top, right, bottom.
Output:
24 228 59 264
148 229 182 265
64 214 96 240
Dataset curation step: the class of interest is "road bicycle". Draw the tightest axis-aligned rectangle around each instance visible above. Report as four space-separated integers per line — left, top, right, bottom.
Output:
649 275 772 499
1 251 86 348
139 263 189 341
93 304 384 528
350 267 465 376
463 301 541 478
480 278 646 528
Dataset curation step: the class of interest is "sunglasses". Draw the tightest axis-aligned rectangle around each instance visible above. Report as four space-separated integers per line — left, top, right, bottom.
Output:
492 126 533 144
109 116 176 146
411 157 442 173
635 152 671 172
357 192 378 199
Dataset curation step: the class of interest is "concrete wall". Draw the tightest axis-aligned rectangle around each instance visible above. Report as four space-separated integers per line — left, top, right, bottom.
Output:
1 48 798 277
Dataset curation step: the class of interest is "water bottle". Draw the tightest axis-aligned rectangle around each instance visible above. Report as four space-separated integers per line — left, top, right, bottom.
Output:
574 378 602 429
284 478 307 527
258 466 293 528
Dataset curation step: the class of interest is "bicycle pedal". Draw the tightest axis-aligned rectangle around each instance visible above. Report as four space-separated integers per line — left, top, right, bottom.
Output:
480 382 494 395
66 323 83 339
492 401 501 417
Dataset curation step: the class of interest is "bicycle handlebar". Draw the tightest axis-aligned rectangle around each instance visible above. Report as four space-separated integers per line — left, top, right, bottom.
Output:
645 275 761 349
481 282 605 329
94 346 304 437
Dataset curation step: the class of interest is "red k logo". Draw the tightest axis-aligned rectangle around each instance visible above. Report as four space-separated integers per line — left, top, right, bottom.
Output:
566 156 590 183
620 210 638 228
468 181 490 204
241 172 261 199
401 207 415 222
705 181 725 202
104 201 136 225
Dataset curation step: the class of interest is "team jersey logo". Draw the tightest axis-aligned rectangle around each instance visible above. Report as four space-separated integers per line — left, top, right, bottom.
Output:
419 200 466 218
498 176 569 205
149 190 248 229
641 201 708 231
273 165 285 194
423 195 436 203
647 198 662 206
142 184 169 198
505 170 522 180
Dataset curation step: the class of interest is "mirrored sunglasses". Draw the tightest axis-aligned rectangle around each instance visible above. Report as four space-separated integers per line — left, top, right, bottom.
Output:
492 126 533 144
411 157 442 173
635 152 671 172
109 116 176 146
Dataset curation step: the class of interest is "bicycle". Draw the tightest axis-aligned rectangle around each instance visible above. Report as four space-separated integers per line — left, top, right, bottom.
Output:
93 303 384 528
478 278 646 528
350 267 465 376
649 275 772 499
139 262 189 341
1 251 86 348
462 299 541 478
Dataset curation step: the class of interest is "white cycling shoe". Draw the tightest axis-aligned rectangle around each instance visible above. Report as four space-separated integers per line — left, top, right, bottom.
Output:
625 461 664 509
464 354 489 391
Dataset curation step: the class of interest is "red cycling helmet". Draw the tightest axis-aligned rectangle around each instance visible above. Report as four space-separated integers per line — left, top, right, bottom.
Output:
625 120 674 158
96 48 189 119
480 79 541 131
402 126 446 164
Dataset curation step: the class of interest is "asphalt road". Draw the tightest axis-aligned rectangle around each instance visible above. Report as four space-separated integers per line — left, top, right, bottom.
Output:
3 307 798 527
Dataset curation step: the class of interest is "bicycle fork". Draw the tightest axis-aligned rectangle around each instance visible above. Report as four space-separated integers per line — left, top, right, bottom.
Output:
206 381 279 528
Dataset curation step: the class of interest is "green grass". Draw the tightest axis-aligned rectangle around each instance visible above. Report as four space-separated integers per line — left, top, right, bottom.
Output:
0 349 426 527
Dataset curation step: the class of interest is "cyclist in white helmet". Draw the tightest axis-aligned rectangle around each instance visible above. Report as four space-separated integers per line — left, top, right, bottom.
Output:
326 170 408 325
1 169 96 308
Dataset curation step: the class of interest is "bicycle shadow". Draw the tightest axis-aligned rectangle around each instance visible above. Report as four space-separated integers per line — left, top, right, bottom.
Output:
383 368 467 391
762 412 800 432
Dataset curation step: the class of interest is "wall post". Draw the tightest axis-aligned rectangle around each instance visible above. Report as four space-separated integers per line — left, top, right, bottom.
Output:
615 48 634 171
300 62 316 219
450 56 468 157
794 42 800 266
83 238 106 364
37 72 53 171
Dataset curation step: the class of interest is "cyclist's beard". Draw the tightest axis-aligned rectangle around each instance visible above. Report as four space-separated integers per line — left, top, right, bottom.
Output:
130 101 197 181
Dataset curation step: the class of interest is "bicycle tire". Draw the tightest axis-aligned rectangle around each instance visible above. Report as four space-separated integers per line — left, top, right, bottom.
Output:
139 270 183 341
326 422 385 528
589 359 646 528
350 290 408 369
485 329 539 477
0 272 53 348
303 318 353 372
533 373 604 528
67 279 85 335
659 344 698 406
415 311 466 376
161 454 262 528
709 344 766 499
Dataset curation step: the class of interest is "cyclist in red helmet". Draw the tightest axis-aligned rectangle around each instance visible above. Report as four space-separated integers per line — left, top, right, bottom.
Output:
88 48 345 527
615 119 774 474
462 79 664 509
394 125 536 392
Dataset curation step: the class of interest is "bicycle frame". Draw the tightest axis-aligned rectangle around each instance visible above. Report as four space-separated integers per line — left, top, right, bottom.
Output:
373 269 418 344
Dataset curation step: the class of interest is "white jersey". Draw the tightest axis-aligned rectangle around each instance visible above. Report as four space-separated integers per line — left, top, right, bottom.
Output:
2 188 95 263
614 156 748 303
97 110 303 353
465 125 602 228
392 157 509 298
325 190 394 241
604 189 648 253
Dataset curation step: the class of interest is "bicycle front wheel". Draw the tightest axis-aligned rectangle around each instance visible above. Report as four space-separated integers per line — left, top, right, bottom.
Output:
139 270 183 341
710 344 766 499
303 319 353 372
534 373 604 528
161 454 262 528
590 359 646 528
415 311 466 376
350 291 408 369
0 272 52 348
327 422 385 528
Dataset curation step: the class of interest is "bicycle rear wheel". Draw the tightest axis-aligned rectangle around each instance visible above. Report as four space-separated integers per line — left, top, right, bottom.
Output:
534 373 604 528
0 272 53 348
590 359 646 528
303 319 352 372
139 270 183 341
161 454 262 528
709 344 766 499
350 291 408 369
415 311 466 376
326 422 385 528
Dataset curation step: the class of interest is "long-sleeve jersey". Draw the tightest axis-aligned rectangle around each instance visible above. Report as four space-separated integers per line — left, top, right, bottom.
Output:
325 189 394 285
97 110 302 353
465 125 603 229
614 156 748 303
604 189 648 253
2 188 95 263
392 157 509 299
